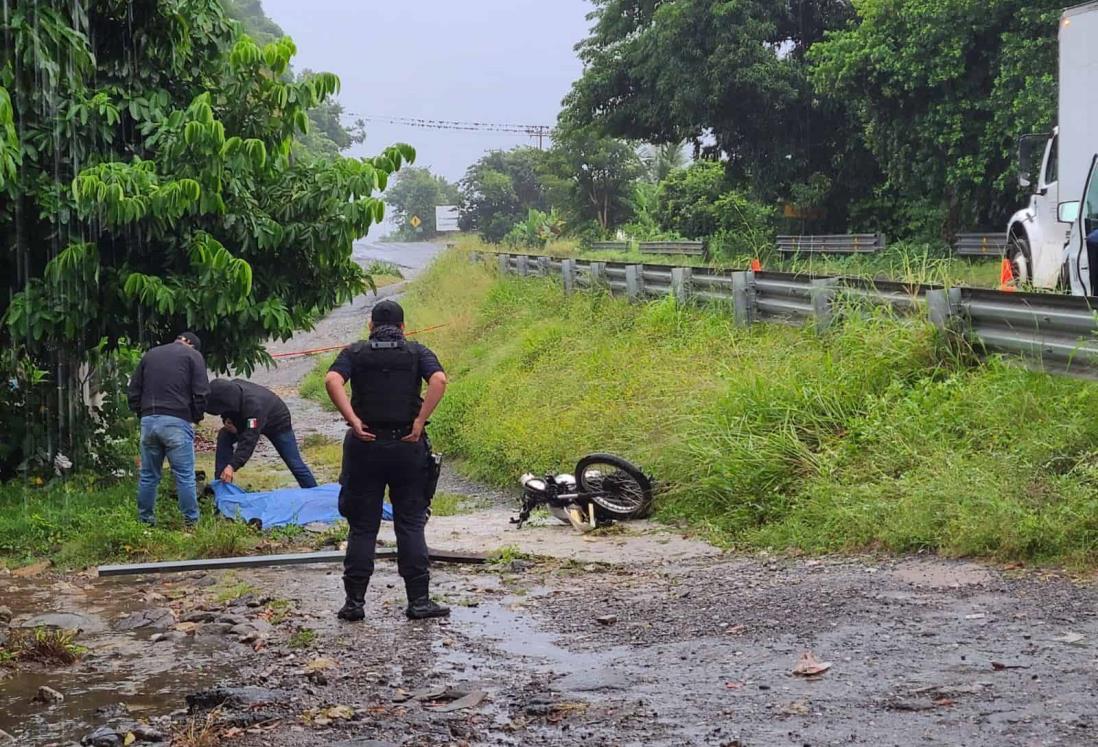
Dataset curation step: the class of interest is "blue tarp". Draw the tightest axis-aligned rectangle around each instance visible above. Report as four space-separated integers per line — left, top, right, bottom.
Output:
212 481 392 529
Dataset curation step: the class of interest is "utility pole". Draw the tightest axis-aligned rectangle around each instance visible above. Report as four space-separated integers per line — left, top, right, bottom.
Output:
528 125 550 150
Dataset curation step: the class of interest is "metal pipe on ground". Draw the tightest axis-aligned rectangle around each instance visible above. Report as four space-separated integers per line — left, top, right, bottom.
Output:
97 548 487 577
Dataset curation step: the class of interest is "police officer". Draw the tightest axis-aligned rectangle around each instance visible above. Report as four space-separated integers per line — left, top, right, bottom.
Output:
324 299 450 621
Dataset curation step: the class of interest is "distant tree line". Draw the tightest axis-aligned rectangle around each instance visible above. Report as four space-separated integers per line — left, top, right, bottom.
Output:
457 0 1061 248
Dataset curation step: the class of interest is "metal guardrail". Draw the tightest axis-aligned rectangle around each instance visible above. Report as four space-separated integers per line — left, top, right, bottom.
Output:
777 234 886 255
474 250 1098 378
638 240 706 257
954 233 1006 257
590 241 630 252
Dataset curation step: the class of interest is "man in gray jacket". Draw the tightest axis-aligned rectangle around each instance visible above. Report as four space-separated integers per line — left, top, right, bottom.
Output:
127 332 209 526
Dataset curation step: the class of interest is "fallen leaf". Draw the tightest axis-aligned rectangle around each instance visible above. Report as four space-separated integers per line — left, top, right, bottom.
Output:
323 704 355 720
124 733 136 746
305 657 337 673
1054 632 1086 645
792 651 832 677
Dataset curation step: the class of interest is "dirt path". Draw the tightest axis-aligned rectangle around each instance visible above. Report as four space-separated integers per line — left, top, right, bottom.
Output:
5 241 1098 746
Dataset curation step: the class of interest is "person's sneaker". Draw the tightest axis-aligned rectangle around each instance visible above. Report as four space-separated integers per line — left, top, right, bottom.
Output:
405 596 450 620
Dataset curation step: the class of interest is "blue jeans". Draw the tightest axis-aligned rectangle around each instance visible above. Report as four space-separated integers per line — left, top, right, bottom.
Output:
215 428 318 489
137 415 199 525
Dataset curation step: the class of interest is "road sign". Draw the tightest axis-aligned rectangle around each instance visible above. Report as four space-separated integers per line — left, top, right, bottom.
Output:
436 205 460 232
409 215 422 229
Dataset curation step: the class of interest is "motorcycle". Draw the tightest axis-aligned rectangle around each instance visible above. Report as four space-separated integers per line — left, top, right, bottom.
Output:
512 453 653 532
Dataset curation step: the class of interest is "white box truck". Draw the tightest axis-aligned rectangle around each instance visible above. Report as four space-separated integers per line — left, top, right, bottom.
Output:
1007 1 1098 292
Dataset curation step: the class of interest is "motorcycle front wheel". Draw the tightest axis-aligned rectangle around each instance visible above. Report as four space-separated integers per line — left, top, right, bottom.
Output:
575 453 653 520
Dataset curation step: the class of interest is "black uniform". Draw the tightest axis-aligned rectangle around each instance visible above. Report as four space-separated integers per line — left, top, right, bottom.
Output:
205 379 317 488
327 331 444 597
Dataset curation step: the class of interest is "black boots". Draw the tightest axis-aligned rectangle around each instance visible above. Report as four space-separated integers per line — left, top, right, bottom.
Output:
337 578 367 622
404 574 450 620
406 596 450 620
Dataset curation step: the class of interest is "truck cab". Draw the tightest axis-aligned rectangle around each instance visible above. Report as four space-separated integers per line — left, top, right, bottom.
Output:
1007 128 1067 288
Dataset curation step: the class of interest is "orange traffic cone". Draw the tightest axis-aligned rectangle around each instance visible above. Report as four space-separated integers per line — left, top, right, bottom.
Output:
999 258 1016 292
750 258 762 272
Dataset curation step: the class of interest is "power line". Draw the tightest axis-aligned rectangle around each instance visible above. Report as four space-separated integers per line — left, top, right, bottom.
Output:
344 113 552 148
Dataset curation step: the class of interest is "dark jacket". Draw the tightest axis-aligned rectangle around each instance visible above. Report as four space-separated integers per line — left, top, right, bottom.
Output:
206 379 294 470
127 342 209 423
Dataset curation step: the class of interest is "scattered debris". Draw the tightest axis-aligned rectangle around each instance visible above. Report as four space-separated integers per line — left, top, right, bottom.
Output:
595 614 617 626
791 651 832 677
34 685 65 704
991 661 1029 671
1053 631 1086 645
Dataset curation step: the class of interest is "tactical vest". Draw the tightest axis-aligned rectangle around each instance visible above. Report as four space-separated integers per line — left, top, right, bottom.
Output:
348 340 422 426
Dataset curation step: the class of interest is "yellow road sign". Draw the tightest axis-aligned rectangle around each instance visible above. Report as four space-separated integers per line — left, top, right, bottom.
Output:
410 215 422 229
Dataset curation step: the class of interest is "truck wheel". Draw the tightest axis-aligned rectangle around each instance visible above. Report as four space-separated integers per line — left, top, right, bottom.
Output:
1007 234 1032 286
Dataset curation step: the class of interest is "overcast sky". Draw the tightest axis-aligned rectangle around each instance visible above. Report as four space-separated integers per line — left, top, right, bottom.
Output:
262 0 593 184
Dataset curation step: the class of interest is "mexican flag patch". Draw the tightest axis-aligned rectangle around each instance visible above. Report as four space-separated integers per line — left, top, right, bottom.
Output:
246 418 258 430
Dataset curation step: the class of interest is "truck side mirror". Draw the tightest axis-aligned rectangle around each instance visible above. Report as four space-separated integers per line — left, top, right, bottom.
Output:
1019 173 1033 190
1058 201 1080 223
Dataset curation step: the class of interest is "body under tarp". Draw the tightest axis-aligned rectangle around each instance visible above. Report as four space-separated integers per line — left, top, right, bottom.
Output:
212 481 392 529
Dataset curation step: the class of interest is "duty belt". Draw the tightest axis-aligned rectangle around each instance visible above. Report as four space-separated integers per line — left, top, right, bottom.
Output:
368 425 412 441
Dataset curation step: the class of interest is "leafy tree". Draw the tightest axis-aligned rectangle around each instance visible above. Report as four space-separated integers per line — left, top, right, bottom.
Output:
223 0 361 157
656 161 774 255
0 0 412 469
656 161 729 239
384 167 461 238
640 141 688 184
540 126 643 233
564 0 864 214
810 0 1060 233
459 148 548 242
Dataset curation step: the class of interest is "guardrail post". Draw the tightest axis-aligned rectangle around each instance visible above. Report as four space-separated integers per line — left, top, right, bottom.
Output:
588 261 607 287
625 265 644 300
537 256 550 276
561 259 576 293
671 267 692 304
810 278 839 334
516 255 529 277
731 270 756 326
927 288 964 331
497 254 508 275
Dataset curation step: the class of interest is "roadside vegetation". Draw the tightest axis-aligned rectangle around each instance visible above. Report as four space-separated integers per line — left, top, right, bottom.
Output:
395 250 1098 566
454 235 1003 289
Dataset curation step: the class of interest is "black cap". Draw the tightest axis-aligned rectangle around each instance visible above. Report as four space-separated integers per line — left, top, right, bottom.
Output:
371 299 404 325
176 331 202 353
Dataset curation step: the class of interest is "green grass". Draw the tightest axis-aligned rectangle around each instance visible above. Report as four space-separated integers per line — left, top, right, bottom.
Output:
289 627 317 648
364 260 405 279
0 435 349 569
0 477 264 568
430 491 480 517
397 248 1098 566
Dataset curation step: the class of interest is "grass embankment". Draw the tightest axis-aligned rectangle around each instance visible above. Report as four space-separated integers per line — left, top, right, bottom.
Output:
390 248 1098 566
0 437 346 569
453 235 1003 288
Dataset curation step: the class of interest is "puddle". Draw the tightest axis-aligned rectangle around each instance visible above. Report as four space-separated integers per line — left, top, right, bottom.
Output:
0 575 248 744
446 598 631 693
